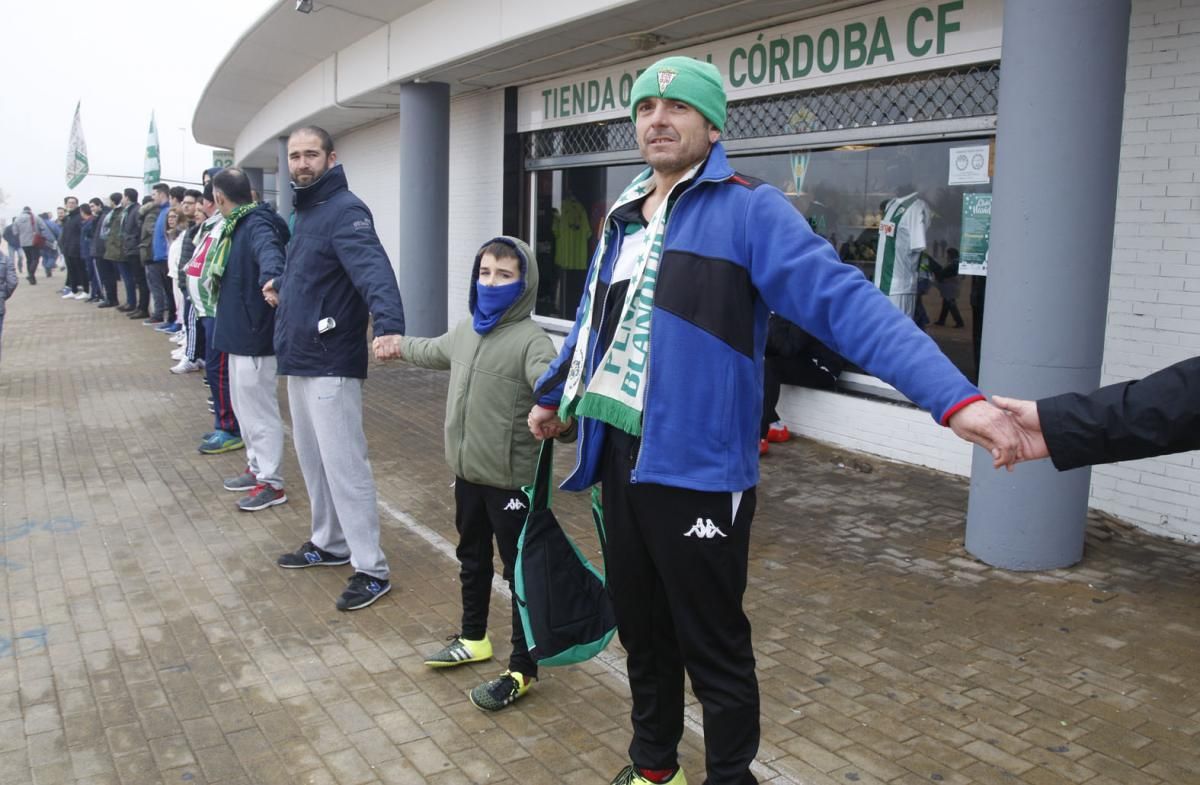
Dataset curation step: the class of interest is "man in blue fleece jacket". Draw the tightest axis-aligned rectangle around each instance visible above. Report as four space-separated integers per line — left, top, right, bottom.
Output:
527 56 1024 785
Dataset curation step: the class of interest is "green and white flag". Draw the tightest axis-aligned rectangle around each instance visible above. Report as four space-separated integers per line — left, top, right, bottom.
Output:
143 112 161 189
65 101 89 188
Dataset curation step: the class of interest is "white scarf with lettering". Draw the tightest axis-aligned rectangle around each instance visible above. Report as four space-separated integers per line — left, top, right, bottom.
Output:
559 161 701 435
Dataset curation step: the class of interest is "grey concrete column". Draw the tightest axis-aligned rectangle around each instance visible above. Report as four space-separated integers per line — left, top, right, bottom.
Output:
965 0 1130 570
397 82 450 337
243 167 265 201
276 136 294 219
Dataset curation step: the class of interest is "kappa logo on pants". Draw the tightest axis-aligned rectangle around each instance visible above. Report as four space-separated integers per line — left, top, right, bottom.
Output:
684 518 727 539
503 498 527 512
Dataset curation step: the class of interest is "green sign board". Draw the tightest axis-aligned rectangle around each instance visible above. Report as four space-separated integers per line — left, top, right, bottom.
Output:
212 150 234 169
959 193 991 276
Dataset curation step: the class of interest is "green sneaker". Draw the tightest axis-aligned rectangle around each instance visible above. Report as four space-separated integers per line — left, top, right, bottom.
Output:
198 429 244 455
610 765 687 785
469 670 532 712
423 634 493 668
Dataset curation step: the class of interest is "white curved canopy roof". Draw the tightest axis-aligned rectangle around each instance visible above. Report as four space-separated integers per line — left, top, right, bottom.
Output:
195 0 867 168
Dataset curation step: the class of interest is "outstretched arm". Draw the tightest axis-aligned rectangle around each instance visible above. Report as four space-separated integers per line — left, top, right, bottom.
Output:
995 357 1200 471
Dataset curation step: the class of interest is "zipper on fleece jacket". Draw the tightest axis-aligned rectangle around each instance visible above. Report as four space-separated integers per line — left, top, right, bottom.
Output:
455 333 485 479
564 165 735 489
629 171 726 485
563 243 618 488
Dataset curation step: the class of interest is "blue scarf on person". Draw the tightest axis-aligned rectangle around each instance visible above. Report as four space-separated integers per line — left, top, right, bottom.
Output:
472 280 522 334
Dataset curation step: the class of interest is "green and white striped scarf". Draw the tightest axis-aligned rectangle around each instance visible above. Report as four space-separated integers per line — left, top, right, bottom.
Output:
207 202 256 282
559 161 701 435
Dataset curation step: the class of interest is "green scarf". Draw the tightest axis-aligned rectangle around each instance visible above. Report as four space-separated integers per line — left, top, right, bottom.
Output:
559 161 702 435
204 202 257 306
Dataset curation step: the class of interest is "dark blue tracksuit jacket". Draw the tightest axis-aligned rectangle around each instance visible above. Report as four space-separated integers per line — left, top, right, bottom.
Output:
273 164 405 378
212 203 289 357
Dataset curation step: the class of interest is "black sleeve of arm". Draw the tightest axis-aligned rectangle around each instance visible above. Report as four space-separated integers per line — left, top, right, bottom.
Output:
533 361 572 402
331 204 405 336
248 220 287 286
1038 356 1200 471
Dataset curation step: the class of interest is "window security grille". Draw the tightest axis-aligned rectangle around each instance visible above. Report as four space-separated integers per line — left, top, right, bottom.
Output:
524 63 1000 163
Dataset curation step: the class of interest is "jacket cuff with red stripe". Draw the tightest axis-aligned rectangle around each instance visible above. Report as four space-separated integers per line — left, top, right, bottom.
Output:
940 394 986 426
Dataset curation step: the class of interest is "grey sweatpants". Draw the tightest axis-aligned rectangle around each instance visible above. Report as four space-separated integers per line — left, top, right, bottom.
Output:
228 354 284 490
287 375 388 579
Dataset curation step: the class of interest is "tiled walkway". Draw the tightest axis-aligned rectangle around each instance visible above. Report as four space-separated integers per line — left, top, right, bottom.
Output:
1 282 1198 785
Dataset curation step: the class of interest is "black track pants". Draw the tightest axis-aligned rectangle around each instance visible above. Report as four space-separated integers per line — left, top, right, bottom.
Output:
601 428 759 785
454 477 537 677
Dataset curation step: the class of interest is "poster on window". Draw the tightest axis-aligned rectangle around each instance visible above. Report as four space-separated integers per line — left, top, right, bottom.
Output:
948 145 990 185
958 193 991 276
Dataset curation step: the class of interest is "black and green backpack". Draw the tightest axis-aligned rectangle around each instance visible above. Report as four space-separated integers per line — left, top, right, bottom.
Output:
514 440 617 666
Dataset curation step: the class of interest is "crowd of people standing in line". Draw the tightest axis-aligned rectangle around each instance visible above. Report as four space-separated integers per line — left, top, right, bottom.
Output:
3 58 1196 785
2 185 200 322
2 146 409 620
0 191 188 364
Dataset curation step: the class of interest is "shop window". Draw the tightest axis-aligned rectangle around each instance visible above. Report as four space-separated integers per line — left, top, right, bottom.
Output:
729 138 992 381
528 164 642 320
525 137 991 382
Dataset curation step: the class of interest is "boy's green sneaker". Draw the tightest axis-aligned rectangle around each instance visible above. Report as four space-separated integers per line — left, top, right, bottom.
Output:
198 429 244 455
610 765 687 785
423 634 493 668
468 670 532 712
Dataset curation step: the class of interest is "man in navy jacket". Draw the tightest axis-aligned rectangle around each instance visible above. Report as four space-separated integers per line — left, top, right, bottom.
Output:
210 168 290 513
528 57 1025 785
994 356 1200 470
268 125 406 612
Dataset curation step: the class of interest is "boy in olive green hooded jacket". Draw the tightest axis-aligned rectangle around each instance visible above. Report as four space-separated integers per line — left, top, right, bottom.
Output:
400 236 557 712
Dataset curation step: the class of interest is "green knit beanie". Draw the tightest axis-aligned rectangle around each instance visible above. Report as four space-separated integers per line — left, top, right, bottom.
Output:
629 56 727 131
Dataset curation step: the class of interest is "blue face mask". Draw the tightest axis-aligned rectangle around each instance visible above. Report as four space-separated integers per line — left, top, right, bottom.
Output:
472 280 523 334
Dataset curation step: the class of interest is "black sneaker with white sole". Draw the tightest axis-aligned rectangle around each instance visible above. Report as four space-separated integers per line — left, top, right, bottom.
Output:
336 572 391 611
277 541 351 569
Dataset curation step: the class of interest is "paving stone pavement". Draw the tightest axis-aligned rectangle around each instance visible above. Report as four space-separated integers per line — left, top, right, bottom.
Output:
1 284 1199 785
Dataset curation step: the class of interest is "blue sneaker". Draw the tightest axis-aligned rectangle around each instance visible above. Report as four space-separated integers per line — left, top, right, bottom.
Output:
277 541 350 569
198 430 244 455
155 322 180 333
336 572 391 611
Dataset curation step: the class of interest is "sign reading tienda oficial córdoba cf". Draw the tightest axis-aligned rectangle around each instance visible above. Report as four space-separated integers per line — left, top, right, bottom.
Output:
517 0 1002 132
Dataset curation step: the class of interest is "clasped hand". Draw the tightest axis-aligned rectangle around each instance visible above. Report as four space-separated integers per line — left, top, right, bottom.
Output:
947 398 1047 470
527 405 571 440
